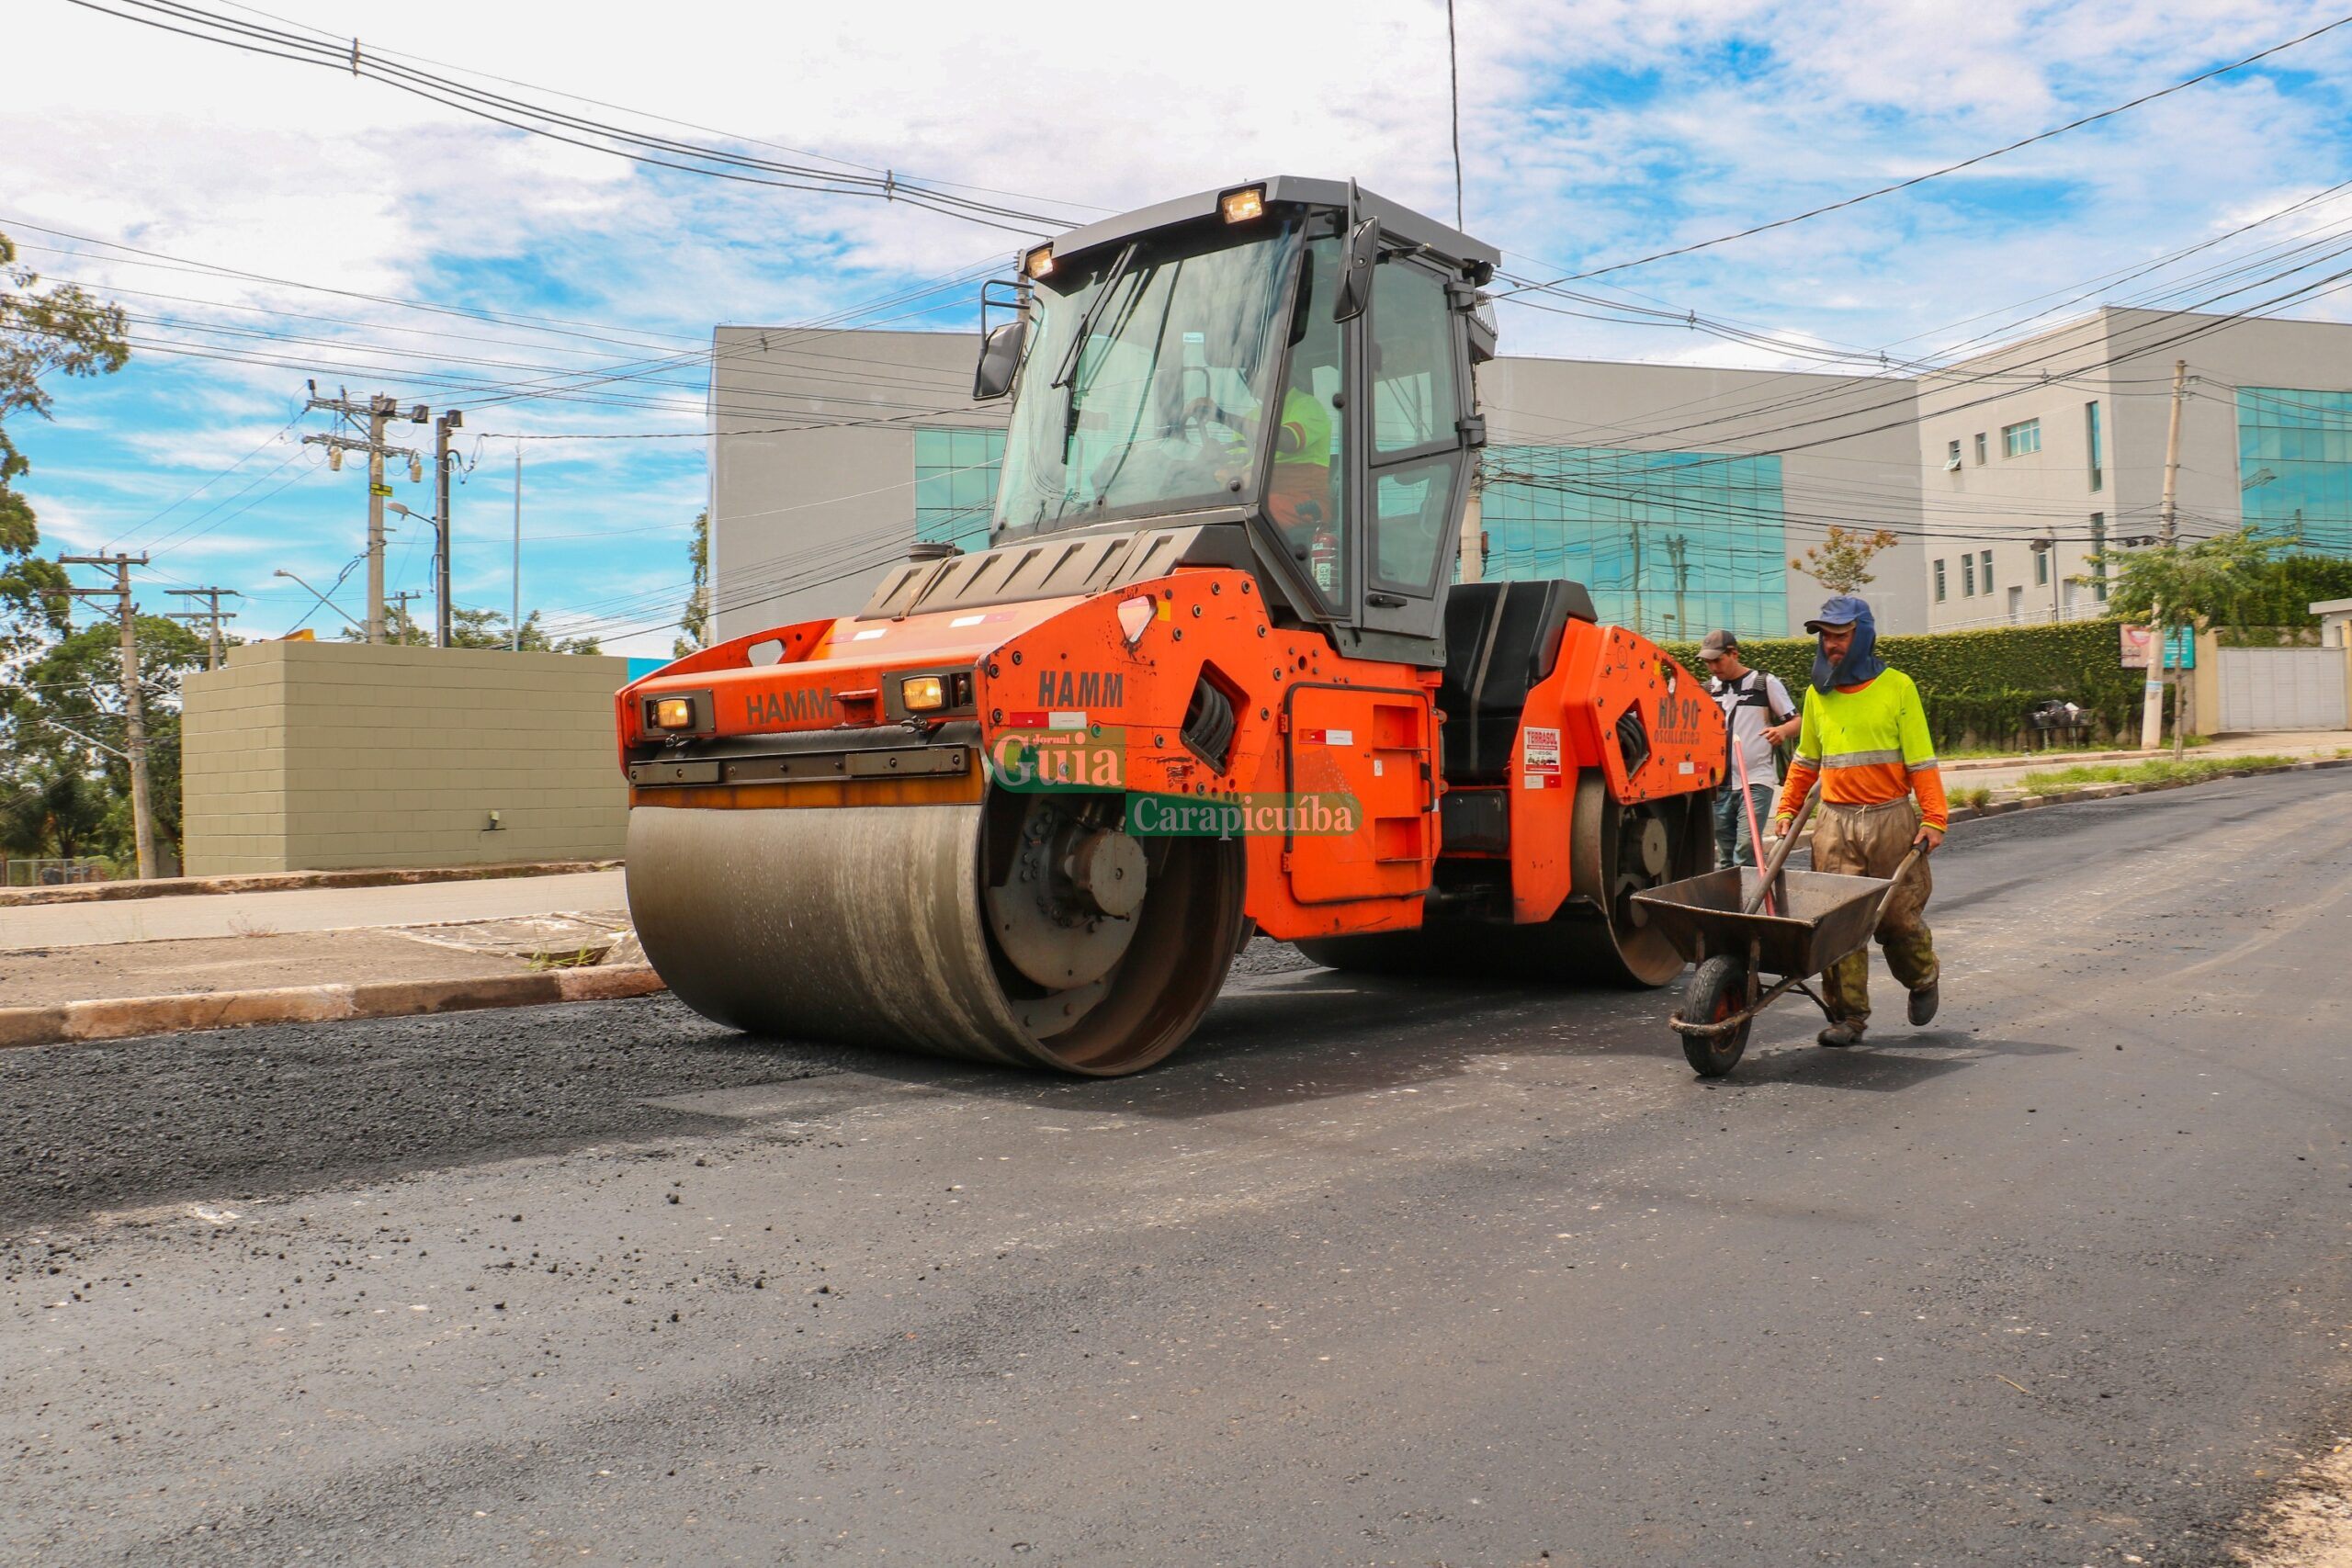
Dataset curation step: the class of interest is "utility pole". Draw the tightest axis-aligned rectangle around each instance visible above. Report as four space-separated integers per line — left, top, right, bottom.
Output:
2140 358 2187 750
1665 534 1690 640
1456 475 1482 585
60 552 160 880
165 586 242 671
434 409 463 649
387 590 424 644
1628 522 1645 636
512 444 523 652
303 386 423 644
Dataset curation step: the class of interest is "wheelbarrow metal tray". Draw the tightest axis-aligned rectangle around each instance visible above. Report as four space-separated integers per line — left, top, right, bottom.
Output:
1632 866 1898 978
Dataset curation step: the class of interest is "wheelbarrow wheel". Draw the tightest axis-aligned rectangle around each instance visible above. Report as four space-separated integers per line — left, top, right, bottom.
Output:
1679 954 1753 1077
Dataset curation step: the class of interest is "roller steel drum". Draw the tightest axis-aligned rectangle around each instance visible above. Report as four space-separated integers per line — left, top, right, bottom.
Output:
625 801 1244 1076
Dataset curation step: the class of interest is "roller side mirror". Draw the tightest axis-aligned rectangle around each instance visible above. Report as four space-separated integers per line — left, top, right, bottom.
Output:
1333 219 1381 322
974 318 1027 400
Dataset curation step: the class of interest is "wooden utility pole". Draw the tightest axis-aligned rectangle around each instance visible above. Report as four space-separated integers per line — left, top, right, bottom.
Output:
61 552 159 879
165 586 241 671
2140 359 2188 750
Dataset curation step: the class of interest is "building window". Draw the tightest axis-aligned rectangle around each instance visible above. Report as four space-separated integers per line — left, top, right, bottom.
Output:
2086 400 2103 491
1974 433 1987 465
1476 444 1789 637
2035 547 2050 586
1980 547 1994 589
1933 558 1947 602
2235 387 2352 558
1962 553 1976 596
2002 419 2041 458
912 426 1006 551
1945 439 1962 472
2090 513 2108 601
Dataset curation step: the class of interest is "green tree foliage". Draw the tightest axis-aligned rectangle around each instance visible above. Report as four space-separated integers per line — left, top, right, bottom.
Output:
333 602 603 653
446 604 601 655
1 615 207 863
2 230 130 666
335 601 434 646
1789 525 1902 595
675 508 709 658
2101 525 2287 637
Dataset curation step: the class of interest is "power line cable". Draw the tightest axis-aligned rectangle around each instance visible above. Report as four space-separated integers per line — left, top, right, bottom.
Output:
1504 10 2352 288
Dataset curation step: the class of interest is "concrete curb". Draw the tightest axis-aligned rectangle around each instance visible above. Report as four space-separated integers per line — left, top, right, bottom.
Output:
0 965 668 1051
0 859 623 909
1945 755 2349 825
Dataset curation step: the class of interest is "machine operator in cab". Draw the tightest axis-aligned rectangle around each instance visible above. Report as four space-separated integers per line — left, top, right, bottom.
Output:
1770 594 1946 1047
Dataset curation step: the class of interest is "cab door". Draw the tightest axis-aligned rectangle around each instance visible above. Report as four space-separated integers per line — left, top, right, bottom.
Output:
1353 255 1477 648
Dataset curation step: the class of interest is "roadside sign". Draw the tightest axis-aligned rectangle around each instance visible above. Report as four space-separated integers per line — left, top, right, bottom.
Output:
369 482 393 497
2120 625 2193 670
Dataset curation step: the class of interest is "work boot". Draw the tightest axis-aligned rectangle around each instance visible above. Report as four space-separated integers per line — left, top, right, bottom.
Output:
1907 978 1940 1027
1817 1019 1866 1048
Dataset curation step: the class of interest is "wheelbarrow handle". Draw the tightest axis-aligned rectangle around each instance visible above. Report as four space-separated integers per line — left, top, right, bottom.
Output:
1743 780 1820 917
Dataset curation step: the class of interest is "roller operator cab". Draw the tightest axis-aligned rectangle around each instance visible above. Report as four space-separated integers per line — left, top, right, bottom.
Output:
619 177 1729 1075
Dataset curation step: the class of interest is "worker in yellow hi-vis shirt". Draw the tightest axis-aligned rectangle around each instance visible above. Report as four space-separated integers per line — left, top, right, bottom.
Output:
1771 594 1947 1048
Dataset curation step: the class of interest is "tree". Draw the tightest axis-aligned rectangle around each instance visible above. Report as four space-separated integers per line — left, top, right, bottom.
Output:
2104 525 2286 757
1 615 207 866
335 600 433 646
675 508 709 658
445 604 601 655
1790 525 1902 595
2 230 130 669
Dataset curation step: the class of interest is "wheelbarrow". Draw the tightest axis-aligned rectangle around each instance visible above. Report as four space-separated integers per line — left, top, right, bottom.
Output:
1630 784 1925 1078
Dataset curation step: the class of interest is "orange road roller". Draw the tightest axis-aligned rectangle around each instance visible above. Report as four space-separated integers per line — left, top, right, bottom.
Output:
618 176 1729 1075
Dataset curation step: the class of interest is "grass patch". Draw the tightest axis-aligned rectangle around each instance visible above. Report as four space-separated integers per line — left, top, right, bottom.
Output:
2016 753 2295 795
1958 785 1994 811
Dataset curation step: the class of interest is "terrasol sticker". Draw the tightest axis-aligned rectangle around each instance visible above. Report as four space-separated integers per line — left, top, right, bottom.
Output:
1522 726 1564 790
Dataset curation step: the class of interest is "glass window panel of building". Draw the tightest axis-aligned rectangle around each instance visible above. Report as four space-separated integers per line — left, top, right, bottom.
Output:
913 426 1007 552
1477 445 1789 638
2236 388 2352 557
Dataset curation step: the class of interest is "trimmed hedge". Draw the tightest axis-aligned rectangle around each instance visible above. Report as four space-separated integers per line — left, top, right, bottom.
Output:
1662 617 2166 750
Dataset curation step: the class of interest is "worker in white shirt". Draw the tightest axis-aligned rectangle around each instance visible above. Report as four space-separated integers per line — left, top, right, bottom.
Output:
1698 628 1801 868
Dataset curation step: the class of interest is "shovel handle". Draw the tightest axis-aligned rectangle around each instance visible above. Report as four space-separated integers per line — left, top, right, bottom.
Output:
1744 781 1820 916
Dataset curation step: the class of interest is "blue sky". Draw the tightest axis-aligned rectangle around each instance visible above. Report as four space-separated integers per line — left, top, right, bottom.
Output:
7 0 2352 654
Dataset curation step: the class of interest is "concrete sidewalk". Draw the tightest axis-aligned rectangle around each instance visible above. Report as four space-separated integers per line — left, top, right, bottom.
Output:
0 868 625 953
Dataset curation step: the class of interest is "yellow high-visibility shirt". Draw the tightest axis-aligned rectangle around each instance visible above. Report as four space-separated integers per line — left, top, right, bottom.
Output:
1773 669 1949 830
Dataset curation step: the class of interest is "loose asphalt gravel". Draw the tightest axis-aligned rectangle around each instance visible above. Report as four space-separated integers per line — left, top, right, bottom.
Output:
2 769 2347 1567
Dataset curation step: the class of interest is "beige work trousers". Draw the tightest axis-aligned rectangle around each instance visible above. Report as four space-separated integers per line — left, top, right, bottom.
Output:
1810 796 1938 1025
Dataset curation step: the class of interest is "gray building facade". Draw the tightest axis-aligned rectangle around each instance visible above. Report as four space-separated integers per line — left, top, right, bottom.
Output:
708 306 2352 652
1917 306 2352 629
708 326 1929 644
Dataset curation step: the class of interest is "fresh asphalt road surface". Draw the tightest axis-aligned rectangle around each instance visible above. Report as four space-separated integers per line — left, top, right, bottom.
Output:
0 869 626 951
4 771 2347 1566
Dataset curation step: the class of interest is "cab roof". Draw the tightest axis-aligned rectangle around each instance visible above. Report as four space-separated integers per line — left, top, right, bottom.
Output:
1043 176 1499 275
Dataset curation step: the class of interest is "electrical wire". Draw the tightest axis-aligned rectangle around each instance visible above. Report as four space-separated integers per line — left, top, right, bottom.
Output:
1503 10 2352 288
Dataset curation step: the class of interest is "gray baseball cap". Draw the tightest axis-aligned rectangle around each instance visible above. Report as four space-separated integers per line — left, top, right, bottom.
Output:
1698 629 1737 658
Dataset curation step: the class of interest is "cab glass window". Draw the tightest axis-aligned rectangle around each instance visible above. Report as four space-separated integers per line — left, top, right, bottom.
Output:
1370 264 1459 455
